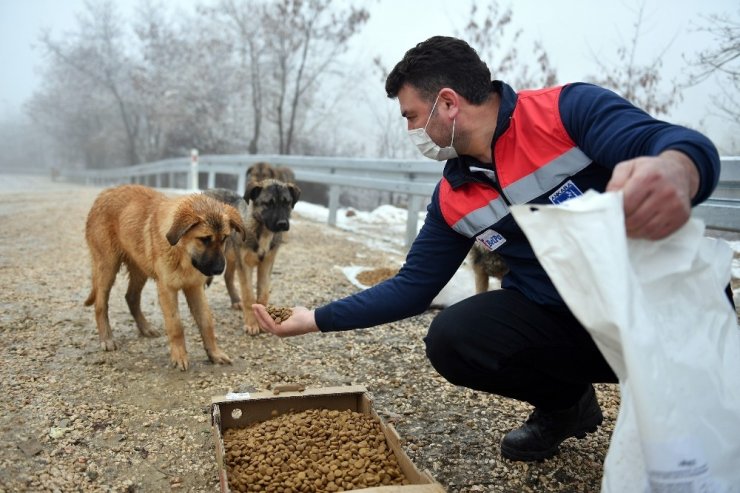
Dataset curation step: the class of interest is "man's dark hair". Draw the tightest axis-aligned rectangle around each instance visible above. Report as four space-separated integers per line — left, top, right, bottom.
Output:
385 36 492 104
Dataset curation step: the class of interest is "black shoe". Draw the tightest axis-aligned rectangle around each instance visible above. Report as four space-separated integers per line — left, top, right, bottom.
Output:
500 385 603 462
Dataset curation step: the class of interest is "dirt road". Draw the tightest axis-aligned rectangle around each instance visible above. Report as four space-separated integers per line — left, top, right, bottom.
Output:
0 175 670 492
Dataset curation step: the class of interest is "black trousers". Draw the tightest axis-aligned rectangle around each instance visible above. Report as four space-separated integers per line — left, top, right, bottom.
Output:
424 289 618 412
425 286 736 412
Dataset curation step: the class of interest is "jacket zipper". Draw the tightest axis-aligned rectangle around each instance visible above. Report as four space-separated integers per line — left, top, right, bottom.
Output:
489 147 511 206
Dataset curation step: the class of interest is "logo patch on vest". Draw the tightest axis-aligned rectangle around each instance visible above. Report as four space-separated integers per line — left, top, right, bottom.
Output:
549 180 583 205
476 229 506 252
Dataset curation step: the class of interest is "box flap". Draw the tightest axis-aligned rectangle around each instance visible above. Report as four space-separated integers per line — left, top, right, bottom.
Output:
211 385 370 430
211 385 368 405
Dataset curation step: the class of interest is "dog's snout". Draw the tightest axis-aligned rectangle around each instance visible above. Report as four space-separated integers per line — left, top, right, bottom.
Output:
193 254 225 277
275 219 289 232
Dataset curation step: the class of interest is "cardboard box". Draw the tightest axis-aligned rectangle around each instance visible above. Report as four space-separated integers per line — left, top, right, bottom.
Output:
211 385 445 492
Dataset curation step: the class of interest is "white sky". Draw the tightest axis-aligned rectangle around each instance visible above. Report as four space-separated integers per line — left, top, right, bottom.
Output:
1 0 738 151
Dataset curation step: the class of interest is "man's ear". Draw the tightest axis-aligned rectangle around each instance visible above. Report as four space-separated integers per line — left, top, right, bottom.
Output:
438 87 460 119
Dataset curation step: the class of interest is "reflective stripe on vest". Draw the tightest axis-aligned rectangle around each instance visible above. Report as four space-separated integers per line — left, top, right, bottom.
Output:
504 146 591 204
440 85 592 237
439 179 509 237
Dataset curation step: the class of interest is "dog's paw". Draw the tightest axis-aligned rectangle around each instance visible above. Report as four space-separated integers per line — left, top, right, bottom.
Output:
244 323 262 336
137 324 160 338
208 349 232 365
100 339 117 351
230 301 243 310
169 348 189 371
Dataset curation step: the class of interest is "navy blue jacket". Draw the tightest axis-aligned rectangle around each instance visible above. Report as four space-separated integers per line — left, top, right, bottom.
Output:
314 81 720 332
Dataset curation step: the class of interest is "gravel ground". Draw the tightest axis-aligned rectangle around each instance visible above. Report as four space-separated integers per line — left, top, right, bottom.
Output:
0 176 736 493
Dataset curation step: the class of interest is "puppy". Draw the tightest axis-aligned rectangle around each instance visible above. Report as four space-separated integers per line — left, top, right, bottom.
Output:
84 185 245 370
204 178 300 334
247 162 295 184
470 243 509 293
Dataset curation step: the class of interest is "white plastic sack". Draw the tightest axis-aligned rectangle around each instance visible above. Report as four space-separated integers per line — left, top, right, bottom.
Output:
510 191 740 493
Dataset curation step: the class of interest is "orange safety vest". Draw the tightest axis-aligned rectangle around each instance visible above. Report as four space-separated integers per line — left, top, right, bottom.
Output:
439 85 593 238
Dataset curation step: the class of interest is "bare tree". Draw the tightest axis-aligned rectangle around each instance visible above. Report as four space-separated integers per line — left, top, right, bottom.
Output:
134 2 243 157
199 0 370 156
586 2 681 116
261 0 370 154
369 57 417 160
130 1 181 162
38 0 142 165
28 35 130 168
200 0 268 154
687 9 740 148
29 0 373 168
689 11 740 83
460 1 558 90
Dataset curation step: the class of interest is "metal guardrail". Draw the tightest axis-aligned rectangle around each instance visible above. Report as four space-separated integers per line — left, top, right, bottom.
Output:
57 154 740 245
58 154 440 247
692 157 740 233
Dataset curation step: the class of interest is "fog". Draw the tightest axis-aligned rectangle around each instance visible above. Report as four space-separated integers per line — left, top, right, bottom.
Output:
1 0 738 172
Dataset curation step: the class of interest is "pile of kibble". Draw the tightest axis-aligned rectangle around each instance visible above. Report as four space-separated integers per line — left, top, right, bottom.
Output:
356 268 398 287
223 408 409 492
266 305 293 323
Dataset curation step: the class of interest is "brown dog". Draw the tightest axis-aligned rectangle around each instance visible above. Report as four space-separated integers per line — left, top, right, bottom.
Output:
84 185 245 370
470 243 509 293
247 161 296 184
204 177 300 334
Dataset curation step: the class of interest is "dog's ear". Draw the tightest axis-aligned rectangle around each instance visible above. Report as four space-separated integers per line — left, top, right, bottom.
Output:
166 209 199 246
288 183 301 208
244 182 262 204
225 205 247 242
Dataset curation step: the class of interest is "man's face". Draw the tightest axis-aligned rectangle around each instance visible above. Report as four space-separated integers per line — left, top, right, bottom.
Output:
398 84 431 132
398 85 454 147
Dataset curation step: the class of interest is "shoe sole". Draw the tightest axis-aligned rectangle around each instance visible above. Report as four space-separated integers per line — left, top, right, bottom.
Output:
500 420 602 462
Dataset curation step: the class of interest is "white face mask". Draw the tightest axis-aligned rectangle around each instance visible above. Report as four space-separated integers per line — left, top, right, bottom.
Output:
408 94 457 161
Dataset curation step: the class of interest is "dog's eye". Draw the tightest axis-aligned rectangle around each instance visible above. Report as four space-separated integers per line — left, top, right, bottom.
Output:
199 236 212 246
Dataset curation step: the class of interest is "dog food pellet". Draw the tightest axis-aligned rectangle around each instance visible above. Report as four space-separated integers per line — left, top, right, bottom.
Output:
266 305 293 323
224 408 409 492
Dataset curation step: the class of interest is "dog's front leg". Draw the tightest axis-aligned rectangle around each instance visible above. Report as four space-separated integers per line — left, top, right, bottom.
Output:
474 267 490 294
236 256 260 335
256 249 278 306
183 285 232 365
157 285 189 371
224 246 242 309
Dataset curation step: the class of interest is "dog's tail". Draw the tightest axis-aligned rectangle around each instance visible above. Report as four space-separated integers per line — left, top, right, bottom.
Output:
84 289 95 306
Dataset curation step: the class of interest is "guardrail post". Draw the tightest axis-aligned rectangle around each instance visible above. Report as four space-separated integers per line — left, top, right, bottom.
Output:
237 168 247 195
190 149 199 191
405 195 423 248
328 185 340 226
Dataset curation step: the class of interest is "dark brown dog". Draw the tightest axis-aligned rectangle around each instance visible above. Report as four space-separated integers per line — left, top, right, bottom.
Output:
247 161 296 184
84 185 245 370
470 243 509 293
204 176 300 334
